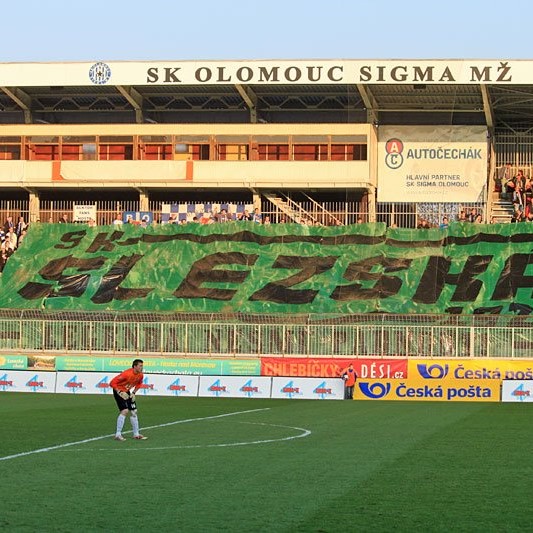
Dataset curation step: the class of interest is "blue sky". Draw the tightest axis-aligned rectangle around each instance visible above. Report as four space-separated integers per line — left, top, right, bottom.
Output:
2 0 531 62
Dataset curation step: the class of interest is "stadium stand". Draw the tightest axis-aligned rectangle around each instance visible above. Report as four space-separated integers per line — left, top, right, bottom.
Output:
2 59 530 228
2 59 533 358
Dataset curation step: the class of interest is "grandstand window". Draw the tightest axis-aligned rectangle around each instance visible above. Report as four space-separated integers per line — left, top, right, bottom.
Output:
258 144 289 160
63 136 96 143
99 136 134 143
98 144 134 160
98 137 134 160
331 144 367 161
190 144 210 160
27 136 59 160
61 144 82 160
173 143 210 160
293 144 328 161
82 143 97 160
255 135 289 160
213 135 250 161
217 144 249 160
0 137 21 160
173 136 211 160
142 144 173 160
355 144 368 160
29 136 59 143
0 145 20 160
31 144 60 160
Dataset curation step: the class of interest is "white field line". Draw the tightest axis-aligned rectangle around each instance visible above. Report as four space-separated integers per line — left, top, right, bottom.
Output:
0 407 270 462
65 421 312 452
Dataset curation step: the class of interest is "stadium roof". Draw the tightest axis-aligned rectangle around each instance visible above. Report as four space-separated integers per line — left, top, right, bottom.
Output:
1 60 532 130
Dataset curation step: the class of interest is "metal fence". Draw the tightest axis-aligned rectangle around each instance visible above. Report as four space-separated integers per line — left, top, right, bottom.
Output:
261 198 488 227
0 198 489 229
495 130 533 169
375 200 487 227
0 310 531 358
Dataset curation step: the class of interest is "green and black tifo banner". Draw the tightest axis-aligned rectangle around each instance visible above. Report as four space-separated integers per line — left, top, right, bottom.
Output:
2 221 533 315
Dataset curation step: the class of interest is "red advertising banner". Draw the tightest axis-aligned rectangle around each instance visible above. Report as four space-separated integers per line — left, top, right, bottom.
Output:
261 357 408 379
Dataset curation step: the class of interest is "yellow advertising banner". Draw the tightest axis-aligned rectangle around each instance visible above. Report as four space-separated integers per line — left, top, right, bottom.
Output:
354 378 500 401
408 358 533 381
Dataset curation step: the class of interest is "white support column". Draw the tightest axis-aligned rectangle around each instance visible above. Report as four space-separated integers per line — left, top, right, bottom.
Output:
138 189 149 212
28 189 40 223
252 191 261 211
367 185 376 222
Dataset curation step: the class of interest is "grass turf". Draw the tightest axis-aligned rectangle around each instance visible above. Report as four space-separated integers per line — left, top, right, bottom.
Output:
1 393 532 532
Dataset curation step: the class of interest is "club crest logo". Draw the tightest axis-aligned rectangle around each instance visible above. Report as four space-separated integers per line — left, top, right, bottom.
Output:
89 62 111 85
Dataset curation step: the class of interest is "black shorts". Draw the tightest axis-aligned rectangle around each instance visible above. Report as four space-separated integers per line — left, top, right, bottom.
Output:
113 389 137 411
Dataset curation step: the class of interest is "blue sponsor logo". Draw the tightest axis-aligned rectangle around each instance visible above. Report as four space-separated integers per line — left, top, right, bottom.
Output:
240 379 260 398
168 377 188 396
511 383 531 402
64 375 84 393
280 380 302 399
417 364 449 379
208 379 229 397
139 377 156 395
360 381 493 400
358 382 391 399
25 374 45 392
0 373 14 391
95 376 112 393
313 381 334 399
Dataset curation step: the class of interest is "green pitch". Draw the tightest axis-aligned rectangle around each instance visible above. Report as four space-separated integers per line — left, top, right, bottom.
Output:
1 393 532 532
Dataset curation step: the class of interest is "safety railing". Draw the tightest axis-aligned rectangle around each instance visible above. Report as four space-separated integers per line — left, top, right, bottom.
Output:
0 311 531 358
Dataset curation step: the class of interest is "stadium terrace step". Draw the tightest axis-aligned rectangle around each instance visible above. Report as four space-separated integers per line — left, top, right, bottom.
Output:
263 192 311 223
262 191 338 225
491 199 515 223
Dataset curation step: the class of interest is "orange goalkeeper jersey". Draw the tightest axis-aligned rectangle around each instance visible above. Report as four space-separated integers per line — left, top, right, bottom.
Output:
110 368 143 392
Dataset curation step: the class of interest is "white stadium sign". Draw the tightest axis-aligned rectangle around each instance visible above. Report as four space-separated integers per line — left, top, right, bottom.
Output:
0 60 527 87
377 125 488 203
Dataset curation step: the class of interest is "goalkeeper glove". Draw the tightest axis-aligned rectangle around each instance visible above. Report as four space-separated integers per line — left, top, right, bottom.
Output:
130 392 136 401
118 391 129 400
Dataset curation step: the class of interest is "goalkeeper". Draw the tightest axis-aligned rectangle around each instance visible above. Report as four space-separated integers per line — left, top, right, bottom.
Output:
110 359 148 441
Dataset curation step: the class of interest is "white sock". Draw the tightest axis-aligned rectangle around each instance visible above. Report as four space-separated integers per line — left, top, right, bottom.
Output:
130 413 140 436
116 414 126 436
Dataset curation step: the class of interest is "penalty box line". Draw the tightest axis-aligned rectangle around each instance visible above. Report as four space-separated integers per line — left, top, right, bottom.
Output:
0 407 270 463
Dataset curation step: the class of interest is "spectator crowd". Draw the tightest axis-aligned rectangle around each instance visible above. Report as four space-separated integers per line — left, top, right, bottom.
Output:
0 216 28 272
6 187 533 274
499 167 533 222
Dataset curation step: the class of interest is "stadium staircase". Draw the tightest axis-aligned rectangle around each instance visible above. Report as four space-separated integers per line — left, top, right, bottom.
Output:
490 191 515 223
263 192 344 225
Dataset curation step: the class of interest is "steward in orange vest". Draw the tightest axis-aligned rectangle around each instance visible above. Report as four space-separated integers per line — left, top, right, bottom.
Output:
340 363 357 400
